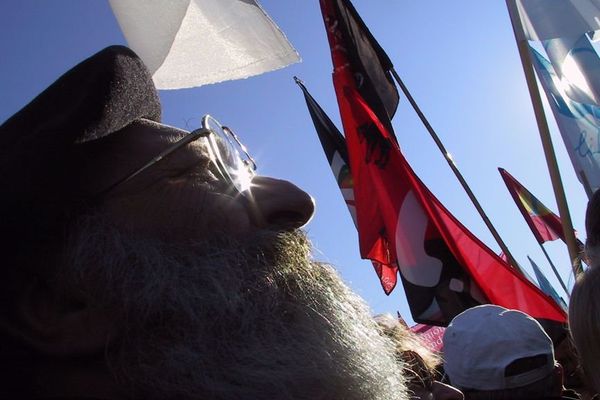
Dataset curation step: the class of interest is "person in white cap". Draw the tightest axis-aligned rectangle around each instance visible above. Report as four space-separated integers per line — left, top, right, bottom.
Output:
442 305 576 400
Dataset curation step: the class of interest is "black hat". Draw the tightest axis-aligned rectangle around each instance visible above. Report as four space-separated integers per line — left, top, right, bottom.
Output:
0 45 161 261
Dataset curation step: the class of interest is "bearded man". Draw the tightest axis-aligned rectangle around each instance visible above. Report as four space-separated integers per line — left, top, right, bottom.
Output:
0 46 407 400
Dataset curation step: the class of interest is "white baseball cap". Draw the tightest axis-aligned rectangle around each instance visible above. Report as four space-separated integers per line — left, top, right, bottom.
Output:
442 305 555 391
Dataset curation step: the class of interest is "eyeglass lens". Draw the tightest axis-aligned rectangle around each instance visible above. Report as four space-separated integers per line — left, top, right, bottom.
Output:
203 116 255 193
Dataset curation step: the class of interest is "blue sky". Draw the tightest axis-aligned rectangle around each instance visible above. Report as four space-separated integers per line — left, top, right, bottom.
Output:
1 1 591 324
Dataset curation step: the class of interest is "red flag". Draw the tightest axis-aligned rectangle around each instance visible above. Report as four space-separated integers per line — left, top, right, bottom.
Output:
320 0 398 136
296 77 398 294
320 0 567 325
500 168 583 247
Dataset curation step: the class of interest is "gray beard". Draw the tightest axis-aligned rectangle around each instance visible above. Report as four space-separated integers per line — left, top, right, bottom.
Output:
57 214 407 400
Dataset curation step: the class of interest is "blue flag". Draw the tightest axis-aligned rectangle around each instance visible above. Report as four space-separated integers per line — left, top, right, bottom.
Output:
527 256 567 311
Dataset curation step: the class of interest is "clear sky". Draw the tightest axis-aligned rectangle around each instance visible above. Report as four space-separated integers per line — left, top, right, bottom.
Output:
0 1 592 325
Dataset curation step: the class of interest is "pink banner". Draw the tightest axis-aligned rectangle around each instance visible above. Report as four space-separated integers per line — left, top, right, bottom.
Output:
410 324 445 352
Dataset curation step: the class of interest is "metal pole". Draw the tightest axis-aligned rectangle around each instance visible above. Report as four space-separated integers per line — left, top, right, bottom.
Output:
390 68 521 273
581 171 594 200
538 243 570 298
505 0 583 277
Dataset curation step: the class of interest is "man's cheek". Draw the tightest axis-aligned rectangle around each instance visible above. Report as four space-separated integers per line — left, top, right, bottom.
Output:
145 188 251 238
182 192 252 237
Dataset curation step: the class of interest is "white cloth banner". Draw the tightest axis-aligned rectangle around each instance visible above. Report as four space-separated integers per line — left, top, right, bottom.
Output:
530 46 600 194
515 0 600 41
543 34 600 106
109 0 300 89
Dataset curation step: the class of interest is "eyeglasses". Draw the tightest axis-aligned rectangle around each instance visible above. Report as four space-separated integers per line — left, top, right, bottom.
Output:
97 115 257 196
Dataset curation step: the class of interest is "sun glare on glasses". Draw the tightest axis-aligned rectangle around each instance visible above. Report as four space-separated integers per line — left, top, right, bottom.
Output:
98 115 257 196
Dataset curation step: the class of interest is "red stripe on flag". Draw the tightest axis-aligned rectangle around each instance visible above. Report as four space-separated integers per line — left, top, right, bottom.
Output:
320 0 565 324
347 87 566 323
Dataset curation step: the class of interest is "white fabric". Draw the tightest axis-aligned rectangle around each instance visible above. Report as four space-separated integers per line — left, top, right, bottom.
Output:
543 34 600 105
530 46 600 194
515 0 600 41
109 0 300 90
443 305 555 391
395 191 442 287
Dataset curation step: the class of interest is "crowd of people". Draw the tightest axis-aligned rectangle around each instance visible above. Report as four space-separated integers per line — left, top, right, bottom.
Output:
0 45 599 400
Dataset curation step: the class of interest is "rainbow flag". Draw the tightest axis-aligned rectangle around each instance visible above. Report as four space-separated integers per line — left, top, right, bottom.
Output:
499 168 581 246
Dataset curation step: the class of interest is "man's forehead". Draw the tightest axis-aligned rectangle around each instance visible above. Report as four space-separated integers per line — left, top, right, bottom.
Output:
83 118 194 156
73 118 206 191
124 118 190 142
116 119 215 162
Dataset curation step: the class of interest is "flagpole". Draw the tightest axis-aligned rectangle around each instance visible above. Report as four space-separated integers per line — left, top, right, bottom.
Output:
505 0 583 278
390 68 522 273
538 243 570 297
581 171 594 199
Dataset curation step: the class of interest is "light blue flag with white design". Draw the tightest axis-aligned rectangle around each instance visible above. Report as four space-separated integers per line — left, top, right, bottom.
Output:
527 256 567 311
530 44 600 195
543 34 600 107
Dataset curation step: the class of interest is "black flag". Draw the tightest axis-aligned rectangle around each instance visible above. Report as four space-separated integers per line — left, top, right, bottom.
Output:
322 0 399 135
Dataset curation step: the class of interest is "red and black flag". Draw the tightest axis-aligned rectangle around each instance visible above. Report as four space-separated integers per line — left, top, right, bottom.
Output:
320 0 398 137
320 0 567 326
295 77 398 294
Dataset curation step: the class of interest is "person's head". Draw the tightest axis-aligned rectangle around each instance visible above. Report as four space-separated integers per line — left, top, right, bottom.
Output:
0 46 408 400
376 314 463 400
553 332 588 392
569 264 600 393
443 305 562 400
585 189 600 265
568 188 600 394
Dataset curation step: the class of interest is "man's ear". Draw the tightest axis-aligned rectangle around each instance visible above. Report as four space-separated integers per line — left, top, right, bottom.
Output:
0 277 114 357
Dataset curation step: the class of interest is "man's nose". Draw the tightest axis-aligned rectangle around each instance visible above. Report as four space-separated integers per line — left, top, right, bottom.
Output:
245 176 315 230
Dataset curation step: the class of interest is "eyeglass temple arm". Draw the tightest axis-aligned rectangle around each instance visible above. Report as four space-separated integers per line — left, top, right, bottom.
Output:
96 128 211 197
